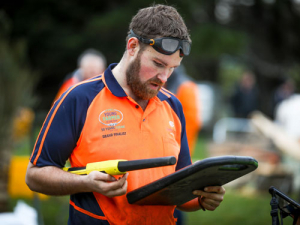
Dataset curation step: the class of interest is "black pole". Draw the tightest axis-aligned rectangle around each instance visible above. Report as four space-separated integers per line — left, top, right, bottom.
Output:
269 187 280 225
118 156 176 172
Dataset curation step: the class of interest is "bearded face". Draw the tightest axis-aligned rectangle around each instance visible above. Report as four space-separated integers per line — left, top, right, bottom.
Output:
126 52 163 100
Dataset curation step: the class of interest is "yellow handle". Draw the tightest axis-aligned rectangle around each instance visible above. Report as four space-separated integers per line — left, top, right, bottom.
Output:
63 159 127 175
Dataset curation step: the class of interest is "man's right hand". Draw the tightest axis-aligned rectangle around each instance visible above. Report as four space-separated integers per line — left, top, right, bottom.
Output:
85 172 128 197
25 162 129 196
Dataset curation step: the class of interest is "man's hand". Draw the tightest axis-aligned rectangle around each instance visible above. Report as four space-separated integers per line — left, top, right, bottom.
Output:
25 162 129 196
85 171 128 198
193 186 225 211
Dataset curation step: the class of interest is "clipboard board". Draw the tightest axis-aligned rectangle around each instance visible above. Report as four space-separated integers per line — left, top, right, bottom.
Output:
126 155 258 205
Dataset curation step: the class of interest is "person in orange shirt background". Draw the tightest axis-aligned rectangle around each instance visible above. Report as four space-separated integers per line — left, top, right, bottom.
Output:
166 65 202 156
54 48 107 102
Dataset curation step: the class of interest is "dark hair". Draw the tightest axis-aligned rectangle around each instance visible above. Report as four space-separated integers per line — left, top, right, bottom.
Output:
126 4 191 44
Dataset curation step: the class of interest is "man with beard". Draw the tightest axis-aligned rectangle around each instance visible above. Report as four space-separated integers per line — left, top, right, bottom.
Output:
26 4 225 225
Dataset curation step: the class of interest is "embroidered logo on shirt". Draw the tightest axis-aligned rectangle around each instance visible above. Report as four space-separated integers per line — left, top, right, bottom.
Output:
167 121 176 136
99 109 123 126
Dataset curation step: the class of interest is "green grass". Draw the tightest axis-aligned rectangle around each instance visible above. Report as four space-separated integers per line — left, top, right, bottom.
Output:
186 189 292 225
13 136 33 156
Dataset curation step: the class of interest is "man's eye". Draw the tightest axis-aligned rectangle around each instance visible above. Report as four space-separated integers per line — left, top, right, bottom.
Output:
154 61 164 67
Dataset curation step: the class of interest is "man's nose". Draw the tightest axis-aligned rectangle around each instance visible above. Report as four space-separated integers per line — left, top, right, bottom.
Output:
157 70 170 83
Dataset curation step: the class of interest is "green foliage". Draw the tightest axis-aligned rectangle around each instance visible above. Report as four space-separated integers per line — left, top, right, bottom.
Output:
1 1 251 109
219 58 247 97
190 24 247 58
2 0 300 110
0 10 36 212
0 11 36 138
288 65 300 92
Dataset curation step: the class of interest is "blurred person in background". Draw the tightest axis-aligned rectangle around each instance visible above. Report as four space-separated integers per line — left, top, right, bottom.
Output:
230 71 259 118
273 78 295 112
275 93 300 203
275 93 300 143
165 65 202 156
26 4 225 225
165 65 202 225
53 48 107 102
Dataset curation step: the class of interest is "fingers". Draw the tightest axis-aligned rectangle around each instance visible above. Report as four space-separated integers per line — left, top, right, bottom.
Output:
104 174 128 197
200 197 220 211
193 186 225 197
105 173 128 192
86 172 129 197
193 186 225 211
94 172 118 182
204 186 226 194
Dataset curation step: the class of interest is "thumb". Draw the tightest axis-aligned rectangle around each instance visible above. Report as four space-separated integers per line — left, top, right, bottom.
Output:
90 171 117 182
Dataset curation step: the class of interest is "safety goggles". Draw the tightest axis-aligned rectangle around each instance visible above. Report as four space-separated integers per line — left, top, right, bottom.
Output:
129 29 191 57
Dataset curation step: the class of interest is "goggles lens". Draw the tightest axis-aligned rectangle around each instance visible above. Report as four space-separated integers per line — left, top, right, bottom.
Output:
161 39 180 52
129 30 191 56
182 41 191 55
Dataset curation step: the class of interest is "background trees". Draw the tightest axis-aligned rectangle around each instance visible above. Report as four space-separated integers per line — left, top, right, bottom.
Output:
2 0 300 116
0 11 35 211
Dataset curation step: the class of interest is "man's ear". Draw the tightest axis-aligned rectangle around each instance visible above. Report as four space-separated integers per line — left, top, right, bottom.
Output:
127 37 140 56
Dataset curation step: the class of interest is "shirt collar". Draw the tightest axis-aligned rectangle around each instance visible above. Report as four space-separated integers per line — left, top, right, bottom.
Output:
103 63 127 97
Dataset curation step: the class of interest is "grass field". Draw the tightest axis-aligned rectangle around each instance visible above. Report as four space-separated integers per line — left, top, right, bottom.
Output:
8 134 295 224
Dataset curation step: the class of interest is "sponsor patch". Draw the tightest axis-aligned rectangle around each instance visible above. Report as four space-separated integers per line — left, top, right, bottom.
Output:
99 109 123 126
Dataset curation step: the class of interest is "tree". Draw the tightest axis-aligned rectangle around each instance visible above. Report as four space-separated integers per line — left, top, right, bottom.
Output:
2 0 300 118
0 11 36 212
210 0 300 117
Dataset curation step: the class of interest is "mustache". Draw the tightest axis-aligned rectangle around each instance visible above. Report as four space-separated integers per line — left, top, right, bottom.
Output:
148 77 164 86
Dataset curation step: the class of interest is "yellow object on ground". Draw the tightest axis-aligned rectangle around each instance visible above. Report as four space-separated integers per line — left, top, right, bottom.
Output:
8 156 48 199
13 107 35 140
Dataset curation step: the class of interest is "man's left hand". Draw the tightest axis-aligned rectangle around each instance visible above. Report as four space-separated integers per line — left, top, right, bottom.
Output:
193 186 225 211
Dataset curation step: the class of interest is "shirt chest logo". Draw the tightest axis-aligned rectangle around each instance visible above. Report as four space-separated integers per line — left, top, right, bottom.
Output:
99 109 123 126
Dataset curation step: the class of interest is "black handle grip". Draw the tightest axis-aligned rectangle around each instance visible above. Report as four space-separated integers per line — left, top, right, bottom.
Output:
118 156 176 172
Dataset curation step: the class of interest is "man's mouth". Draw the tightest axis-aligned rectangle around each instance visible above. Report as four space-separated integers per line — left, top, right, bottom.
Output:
149 82 162 90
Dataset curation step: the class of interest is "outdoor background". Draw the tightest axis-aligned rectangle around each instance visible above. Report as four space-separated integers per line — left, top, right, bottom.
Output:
1 0 300 224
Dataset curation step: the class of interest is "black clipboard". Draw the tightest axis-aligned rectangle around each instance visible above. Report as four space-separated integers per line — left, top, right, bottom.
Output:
127 155 258 205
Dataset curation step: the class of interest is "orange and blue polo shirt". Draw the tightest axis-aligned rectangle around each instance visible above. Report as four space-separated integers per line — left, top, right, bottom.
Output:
30 63 192 225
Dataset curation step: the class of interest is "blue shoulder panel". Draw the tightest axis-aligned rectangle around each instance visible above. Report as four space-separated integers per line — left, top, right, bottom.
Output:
31 76 105 167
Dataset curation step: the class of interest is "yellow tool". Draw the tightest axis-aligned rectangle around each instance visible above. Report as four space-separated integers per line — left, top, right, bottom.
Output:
63 156 176 175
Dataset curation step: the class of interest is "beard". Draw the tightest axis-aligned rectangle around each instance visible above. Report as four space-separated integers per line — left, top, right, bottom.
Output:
126 53 163 100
